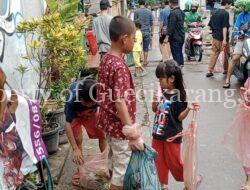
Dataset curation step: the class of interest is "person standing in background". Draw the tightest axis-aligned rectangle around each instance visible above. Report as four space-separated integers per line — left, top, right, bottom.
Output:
223 1 250 88
93 0 113 58
133 21 148 77
214 0 222 10
134 0 154 66
158 0 171 61
206 0 232 78
165 0 185 67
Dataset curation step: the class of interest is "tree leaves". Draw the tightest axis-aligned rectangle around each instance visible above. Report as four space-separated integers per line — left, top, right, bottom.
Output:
28 40 42 49
46 0 80 21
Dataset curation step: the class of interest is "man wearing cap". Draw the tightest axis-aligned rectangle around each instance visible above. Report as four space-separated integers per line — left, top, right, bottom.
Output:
165 0 185 67
93 0 113 58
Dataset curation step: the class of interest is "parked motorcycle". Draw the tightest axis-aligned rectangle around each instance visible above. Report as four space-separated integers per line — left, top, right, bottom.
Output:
233 30 250 84
185 22 204 62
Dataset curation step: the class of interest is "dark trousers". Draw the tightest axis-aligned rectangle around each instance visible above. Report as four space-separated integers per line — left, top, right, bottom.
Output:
170 41 184 66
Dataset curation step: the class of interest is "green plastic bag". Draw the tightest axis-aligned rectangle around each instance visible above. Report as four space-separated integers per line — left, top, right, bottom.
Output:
124 145 161 190
126 53 135 67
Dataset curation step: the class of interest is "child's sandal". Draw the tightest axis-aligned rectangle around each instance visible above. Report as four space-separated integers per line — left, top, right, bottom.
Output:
241 185 250 190
71 169 80 187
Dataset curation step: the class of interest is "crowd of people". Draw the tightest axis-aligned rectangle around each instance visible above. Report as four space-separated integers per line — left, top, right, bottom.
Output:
64 0 250 189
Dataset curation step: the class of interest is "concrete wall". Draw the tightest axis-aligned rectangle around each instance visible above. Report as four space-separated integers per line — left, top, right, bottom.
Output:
0 0 46 95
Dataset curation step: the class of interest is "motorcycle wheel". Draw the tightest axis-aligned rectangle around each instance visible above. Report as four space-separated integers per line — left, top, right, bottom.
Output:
194 46 202 62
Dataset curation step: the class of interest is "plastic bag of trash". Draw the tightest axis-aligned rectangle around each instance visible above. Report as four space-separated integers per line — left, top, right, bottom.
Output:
126 53 134 67
123 145 161 190
241 77 250 107
78 147 110 190
214 49 225 73
223 77 250 168
183 111 199 190
167 110 201 190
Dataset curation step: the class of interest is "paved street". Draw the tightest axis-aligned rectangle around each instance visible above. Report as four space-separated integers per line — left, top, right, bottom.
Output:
56 26 245 190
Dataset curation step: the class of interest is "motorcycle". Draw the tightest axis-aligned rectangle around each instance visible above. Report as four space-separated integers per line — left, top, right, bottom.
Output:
185 22 204 62
233 30 250 84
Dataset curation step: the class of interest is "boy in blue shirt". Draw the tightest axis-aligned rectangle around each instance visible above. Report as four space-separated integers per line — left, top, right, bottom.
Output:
64 77 107 186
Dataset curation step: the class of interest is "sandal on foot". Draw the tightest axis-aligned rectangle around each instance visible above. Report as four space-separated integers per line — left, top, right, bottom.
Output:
206 72 214 78
71 170 80 187
223 83 231 89
143 61 149 66
197 174 203 188
241 185 250 190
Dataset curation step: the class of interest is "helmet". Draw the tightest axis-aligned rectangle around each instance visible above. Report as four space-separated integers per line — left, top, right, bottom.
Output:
235 0 250 12
190 1 199 12
191 1 199 8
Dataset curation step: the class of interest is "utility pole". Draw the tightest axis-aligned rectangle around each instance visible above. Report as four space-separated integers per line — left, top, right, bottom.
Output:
120 0 128 16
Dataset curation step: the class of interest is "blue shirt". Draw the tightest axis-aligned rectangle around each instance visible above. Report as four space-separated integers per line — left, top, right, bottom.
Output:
234 12 250 38
134 8 154 35
159 6 171 27
64 81 98 123
64 82 81 123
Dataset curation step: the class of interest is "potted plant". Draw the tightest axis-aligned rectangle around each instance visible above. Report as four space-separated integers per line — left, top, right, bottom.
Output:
41 106 61 154
17 6 89 153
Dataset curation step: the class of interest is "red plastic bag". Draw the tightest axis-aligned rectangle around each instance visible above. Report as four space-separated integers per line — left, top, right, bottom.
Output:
86 30 98 56
223 103 250 168
78 147 110 190
223 77 250 171
241 77 250 107
183 112 199 190
214 50 225 73
167 111 200 190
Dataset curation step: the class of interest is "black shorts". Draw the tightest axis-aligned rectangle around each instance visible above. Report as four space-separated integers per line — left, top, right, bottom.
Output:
159 34 167 44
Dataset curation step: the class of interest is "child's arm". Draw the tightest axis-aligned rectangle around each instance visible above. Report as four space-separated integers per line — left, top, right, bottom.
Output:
152 91 159 113
178 102 200 121
178 107 191 121
115 98 133 126
65 122 84 165
116 99 144 151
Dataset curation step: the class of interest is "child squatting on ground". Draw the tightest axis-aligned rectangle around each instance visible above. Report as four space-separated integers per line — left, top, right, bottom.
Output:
152 60 200 190
97 16 144 190
133 21 147 77
64 78 107 186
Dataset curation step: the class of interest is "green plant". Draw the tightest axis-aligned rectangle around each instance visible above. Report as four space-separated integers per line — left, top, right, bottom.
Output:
17 13 90 126
15 64 30 89
46 0 81 22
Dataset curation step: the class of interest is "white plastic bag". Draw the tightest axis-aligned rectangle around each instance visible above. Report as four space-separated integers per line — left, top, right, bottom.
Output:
78 147 110 190
122 123 144 151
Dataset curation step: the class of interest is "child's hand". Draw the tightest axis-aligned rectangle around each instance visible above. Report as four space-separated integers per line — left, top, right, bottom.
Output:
153 91 158 102
163 36 169 44
188 102 200 111
152 91 160 112
129 137 145 152
73 148 84 165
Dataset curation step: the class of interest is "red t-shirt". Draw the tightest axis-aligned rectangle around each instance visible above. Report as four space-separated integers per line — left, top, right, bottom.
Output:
97 54 136 139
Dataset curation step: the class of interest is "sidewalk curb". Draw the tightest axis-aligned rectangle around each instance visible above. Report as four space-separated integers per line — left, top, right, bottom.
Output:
48 143 71 185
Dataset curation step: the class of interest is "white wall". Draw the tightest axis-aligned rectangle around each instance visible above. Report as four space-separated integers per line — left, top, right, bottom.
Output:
0 0 46 97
